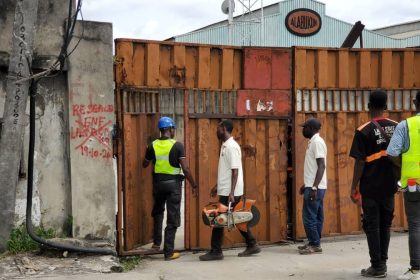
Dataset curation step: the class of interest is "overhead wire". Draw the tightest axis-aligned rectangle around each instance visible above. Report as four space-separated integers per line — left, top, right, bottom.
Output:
15 0 84 83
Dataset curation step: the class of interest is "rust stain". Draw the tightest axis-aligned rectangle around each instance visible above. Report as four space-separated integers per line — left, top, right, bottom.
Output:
243 144 256 158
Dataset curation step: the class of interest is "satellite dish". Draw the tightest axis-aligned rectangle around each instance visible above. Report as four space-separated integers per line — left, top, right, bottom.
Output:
221 0 235 15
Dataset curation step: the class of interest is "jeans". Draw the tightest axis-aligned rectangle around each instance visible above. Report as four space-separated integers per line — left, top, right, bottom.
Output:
302 188 326 247
152 180 182 258
361 196 395 270
404 192 420 270
211 196 257 253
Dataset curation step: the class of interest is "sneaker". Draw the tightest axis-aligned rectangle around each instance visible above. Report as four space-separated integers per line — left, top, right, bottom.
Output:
164 252 180 261
151 244 160 250
199 251 224 261
397 268 420 280
238 245 261 257
298 245 322 255
297 243 309 250
361 266 387 278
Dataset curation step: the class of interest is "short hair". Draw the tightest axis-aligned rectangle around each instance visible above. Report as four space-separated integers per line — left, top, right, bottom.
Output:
369 90 388 109
219 119 233 133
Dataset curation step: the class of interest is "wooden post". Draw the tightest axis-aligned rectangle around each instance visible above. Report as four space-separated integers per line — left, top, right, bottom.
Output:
0 0 39 251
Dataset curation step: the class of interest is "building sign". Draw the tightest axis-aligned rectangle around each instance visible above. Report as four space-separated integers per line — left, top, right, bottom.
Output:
285 8 322 37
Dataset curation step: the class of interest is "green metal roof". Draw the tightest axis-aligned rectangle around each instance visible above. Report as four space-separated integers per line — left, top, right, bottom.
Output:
173 0 420 48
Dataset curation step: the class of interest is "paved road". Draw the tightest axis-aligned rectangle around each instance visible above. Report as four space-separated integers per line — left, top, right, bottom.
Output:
47 233 411 280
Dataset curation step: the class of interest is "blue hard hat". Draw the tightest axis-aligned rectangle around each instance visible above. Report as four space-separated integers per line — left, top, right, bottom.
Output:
158 116 176 129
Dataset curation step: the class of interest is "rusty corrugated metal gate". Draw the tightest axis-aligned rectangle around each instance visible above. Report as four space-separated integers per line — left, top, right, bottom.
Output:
293 47 420 238
114 39 420 255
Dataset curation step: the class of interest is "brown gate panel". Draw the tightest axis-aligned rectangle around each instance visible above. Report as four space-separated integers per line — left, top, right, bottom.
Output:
187 118 288 249
293 111 412 238
243 48 291 90
115 39 243 89
121 113 159 251
293 47 420 238
236 89 291 117
294 47 420 89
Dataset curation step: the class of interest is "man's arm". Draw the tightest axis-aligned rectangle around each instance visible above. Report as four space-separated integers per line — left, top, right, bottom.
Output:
313 158 326 188
179 158 199 197
350 159 364 203
229 169 238 203
386 121 406 181
388 155 401 168
142 146 153 168
309 158 325 201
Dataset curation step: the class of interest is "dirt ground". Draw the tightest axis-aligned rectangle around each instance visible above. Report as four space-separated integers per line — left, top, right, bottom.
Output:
0 233 412 280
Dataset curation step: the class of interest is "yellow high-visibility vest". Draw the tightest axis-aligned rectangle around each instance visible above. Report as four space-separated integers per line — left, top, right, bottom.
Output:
401 116 420 188
152 139 181 175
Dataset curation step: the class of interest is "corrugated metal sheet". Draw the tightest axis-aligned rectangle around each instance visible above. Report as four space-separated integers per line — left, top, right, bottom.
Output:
293 112 410 239
187 118 289 249
292 47 418 239
174 0 420 48
294 48 420 89
114 39 243 90
115 39 419 254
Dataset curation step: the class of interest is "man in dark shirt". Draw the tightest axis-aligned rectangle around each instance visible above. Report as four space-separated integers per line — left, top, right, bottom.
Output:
349 90 398 278
143 116 198 260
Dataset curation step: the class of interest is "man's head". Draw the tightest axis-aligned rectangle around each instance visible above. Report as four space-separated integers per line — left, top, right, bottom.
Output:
217 119 233 141
158 116 176 138
368 90 388 111
414 91 420 112
300 118 321 139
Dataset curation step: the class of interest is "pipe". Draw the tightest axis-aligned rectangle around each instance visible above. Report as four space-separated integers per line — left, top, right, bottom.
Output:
26 80 116 256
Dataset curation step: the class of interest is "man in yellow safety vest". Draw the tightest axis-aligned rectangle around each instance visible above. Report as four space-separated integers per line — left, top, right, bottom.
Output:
388 91 420 280
143 116 198 261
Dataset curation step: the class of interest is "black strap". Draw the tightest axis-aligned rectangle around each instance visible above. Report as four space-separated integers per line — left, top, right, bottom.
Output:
371 119 390 143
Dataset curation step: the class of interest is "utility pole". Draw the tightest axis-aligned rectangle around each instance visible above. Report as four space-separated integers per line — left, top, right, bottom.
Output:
0 0 39 251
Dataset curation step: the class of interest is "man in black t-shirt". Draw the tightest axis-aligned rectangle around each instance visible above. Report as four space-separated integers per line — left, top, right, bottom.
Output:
143 117 198 260
349 90 398 278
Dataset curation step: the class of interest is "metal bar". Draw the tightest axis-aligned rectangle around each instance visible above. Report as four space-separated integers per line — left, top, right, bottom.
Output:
183 89 191 250
189 113 291 120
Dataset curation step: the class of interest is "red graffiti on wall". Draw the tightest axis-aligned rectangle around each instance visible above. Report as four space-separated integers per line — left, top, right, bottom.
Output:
70 103 114 159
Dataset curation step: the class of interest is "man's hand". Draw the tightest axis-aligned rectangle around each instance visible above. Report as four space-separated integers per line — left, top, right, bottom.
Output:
228 192 235 204
350 187 361 205
299 185 305 195
191 185 199 198
309 189 317 201
210 185 217 197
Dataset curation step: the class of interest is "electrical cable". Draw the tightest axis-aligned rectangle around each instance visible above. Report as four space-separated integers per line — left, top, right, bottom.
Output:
15 0 84 83
26 80 116 256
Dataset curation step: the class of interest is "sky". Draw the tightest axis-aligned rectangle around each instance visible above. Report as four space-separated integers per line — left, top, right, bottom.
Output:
81 0 420 41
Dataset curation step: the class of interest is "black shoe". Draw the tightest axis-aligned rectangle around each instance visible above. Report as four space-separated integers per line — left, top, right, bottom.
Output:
361 266 387 278
238 245 261 257
199 251 224 261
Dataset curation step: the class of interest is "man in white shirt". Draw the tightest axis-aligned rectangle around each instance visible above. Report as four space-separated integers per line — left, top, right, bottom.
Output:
298 118 327 255
200 119 260 261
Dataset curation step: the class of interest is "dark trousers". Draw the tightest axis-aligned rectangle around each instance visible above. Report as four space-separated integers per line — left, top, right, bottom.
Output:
361 196 394 270
404 192 420 270
211 195 257 253
302 188 326 247
152 180 182 258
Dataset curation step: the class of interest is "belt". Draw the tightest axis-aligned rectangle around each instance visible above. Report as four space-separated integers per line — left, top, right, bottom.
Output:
156 179 180 184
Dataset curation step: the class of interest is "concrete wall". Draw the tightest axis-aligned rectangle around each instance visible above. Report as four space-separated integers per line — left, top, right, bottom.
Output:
0 0 115 244
67 21 115 240
0 0 72 236
0 0 68 64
